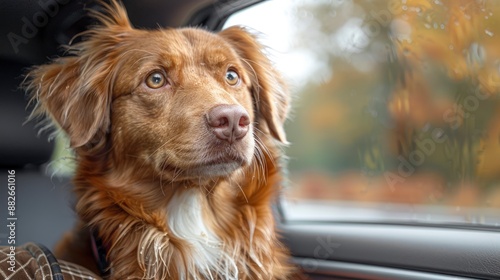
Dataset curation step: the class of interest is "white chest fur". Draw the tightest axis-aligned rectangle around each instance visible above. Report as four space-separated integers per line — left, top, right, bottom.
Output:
167 188 238 280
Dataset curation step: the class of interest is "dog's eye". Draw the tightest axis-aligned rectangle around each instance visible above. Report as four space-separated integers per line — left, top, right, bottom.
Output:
225 70 240 86
145 72 167 89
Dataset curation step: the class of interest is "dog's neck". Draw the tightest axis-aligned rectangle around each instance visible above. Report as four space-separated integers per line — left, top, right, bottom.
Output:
74 150 290 279
166 187 239 279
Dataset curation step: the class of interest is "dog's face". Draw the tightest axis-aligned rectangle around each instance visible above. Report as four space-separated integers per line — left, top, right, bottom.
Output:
26 4 289 183
111 28 256 179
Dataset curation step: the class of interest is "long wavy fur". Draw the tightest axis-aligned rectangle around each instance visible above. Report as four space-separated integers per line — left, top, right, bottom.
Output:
24 1 296 279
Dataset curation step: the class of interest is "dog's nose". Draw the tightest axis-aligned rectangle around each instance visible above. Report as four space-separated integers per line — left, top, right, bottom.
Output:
207 105 250 143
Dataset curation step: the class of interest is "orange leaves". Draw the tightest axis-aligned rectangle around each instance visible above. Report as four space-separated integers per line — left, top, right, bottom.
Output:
447 0 485 50
408 0 433 11
392 0 500 92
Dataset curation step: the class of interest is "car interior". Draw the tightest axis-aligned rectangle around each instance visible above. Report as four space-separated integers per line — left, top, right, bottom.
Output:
1 0 499 279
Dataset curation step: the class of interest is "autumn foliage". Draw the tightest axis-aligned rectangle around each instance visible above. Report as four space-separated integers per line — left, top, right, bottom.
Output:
285 0 500 209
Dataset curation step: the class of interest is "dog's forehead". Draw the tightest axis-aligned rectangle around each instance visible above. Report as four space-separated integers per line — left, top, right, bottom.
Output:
158 28 239 65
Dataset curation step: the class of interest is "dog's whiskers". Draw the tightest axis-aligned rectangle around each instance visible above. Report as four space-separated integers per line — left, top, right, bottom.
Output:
25 5 291 276
229 172 248 204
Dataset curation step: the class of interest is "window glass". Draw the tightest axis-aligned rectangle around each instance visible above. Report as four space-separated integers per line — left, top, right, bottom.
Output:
224 0 500 226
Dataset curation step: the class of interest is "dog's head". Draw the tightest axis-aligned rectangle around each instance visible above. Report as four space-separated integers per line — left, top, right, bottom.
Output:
26 2 289 182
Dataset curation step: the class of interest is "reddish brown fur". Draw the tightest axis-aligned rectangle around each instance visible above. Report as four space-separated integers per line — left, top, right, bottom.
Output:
25 1 296 279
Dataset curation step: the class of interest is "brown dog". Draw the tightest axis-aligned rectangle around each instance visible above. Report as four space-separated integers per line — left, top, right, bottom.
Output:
25 1 294 279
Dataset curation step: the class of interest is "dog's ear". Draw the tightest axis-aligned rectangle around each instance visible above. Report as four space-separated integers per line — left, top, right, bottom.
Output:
26 58 111 148
24 1 132 148
219 26 289 143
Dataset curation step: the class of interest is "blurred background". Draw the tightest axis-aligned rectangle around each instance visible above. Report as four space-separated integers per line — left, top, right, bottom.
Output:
226 0 500 225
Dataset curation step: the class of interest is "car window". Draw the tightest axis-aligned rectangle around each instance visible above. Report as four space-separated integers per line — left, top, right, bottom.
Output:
224 0 500 227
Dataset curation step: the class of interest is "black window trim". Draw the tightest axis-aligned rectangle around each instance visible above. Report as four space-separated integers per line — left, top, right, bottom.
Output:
186 0 264 31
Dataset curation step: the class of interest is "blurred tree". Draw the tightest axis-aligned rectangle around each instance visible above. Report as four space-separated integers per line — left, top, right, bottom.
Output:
285 0 500 202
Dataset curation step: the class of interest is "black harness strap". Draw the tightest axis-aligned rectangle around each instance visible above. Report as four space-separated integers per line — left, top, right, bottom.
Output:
90 229 111 278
